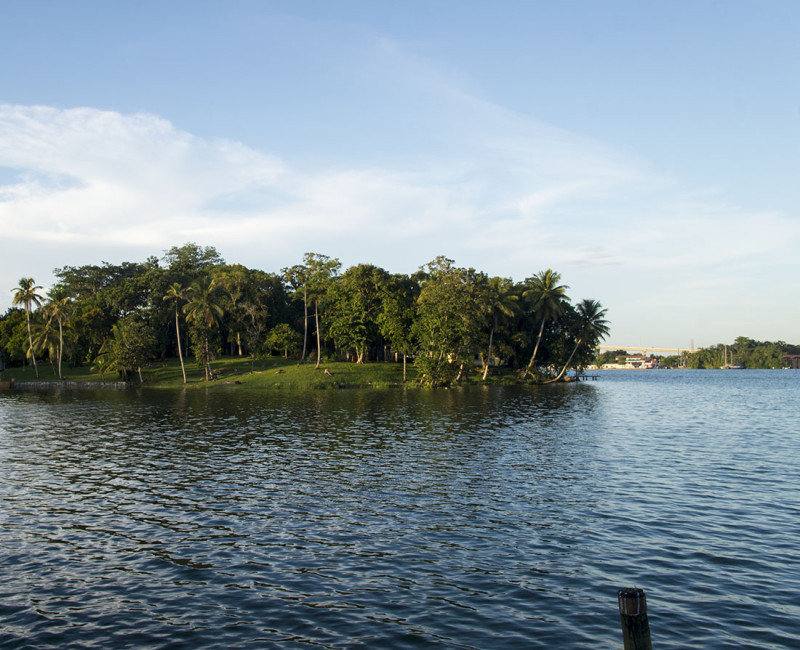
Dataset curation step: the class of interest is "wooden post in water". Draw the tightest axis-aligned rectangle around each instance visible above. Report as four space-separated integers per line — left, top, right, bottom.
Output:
617 588 652 650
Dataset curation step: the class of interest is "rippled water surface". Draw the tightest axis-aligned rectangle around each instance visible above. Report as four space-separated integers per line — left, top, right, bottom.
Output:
2 371 799 648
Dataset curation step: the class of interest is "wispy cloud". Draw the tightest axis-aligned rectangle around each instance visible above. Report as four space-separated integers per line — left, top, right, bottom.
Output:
0 104 286 245
1 63 798 347
0 95 649 264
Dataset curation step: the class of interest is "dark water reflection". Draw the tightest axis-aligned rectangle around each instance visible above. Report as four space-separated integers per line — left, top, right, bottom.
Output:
2 373 799 648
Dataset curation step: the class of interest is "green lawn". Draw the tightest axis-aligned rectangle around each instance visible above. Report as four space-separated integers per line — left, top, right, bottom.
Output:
1 356 528 389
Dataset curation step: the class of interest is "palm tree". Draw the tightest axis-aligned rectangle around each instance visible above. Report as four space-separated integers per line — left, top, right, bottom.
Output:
521 269 569 379
546 299 609 383
43 296 71 379
31 318 60 376
11 277 44 378
183 277 224 381
481 276 518 380
164 282 188 383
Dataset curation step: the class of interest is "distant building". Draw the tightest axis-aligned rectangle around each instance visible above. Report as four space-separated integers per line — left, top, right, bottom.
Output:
625 355 661 369
602 354 661 369
785 355 800 370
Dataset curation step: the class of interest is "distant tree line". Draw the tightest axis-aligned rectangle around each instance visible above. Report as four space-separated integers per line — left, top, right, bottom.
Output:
598 337 800 369
1 243 610 386
674 337 799 369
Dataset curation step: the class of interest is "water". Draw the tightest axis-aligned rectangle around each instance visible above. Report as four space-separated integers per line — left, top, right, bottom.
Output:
1 370 799 648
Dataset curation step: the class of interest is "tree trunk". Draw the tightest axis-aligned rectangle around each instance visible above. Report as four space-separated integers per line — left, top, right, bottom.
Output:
301 284 308 362
403 352 407 383
522 318 547 379
57 317 64 379
175 309 187 384
545 338 582 384
237 331 243 356
25 310 39 378
314 300 322 370
482 323 496 381
137 366 143 383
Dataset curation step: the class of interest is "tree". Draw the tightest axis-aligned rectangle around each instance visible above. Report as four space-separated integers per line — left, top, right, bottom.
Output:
303 253 341 369
11 278 44 377
413 257 485 387
328 264 390 363
214 264 249 356
480 276 518 380
521 269 569 379
547 299 610 383
31 317 60 375
378 274 419 382
0 309 28 368
51 259 158 363
163 243 223 279
42 296 72 379
183 277 225 381
97 317 157 383
241 301 269 370
265 323 301 359
282 264 310 362
163 283 188 383
597 349 629 367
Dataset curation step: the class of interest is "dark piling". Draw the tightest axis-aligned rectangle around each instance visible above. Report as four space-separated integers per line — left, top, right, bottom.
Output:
617 588 652 650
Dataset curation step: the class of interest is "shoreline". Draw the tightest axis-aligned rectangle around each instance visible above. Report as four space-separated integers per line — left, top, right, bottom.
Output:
0 358 572 391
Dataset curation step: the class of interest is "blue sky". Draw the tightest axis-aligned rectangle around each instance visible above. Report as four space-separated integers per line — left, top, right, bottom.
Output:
1 0 799 349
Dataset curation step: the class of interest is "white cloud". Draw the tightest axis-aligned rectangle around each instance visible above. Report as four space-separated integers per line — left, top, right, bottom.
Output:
1 98 798 348
0 104 286 244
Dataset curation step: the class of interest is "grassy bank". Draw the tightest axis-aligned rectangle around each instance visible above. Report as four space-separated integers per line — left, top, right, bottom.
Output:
0 357 526 389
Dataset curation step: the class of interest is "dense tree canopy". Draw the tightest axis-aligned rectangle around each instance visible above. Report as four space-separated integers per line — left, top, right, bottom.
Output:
681 337 799 369
1 243 624 385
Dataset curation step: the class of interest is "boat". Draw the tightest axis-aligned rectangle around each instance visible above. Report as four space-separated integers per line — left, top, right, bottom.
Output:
721 346 744 369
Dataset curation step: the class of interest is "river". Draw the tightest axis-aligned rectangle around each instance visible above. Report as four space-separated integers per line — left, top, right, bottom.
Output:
1 370 799 648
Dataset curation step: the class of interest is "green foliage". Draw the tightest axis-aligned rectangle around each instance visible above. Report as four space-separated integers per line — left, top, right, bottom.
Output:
685 337 794 369
11 277 45 376
413 257 485 386
597 349 628 366
378 274 418 355
0 309 28 366
327 264 390 362
97 316 157 381
478 276 519 379
183 277 225 381
303 253 341 368
163 243 223 278
1 246 632 387
521 269 570 377
265 323 301 358
550 299 610 380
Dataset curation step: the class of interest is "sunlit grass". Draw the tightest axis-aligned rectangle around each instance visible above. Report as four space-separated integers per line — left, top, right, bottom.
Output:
1 356 525 389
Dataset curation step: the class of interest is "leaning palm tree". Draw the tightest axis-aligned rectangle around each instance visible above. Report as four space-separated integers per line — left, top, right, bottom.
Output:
11 277 44 378
521 269 569 379
183 277 224 381
546 299 610 383
163 282 188 383
31 318 60 376
481 276 519 380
